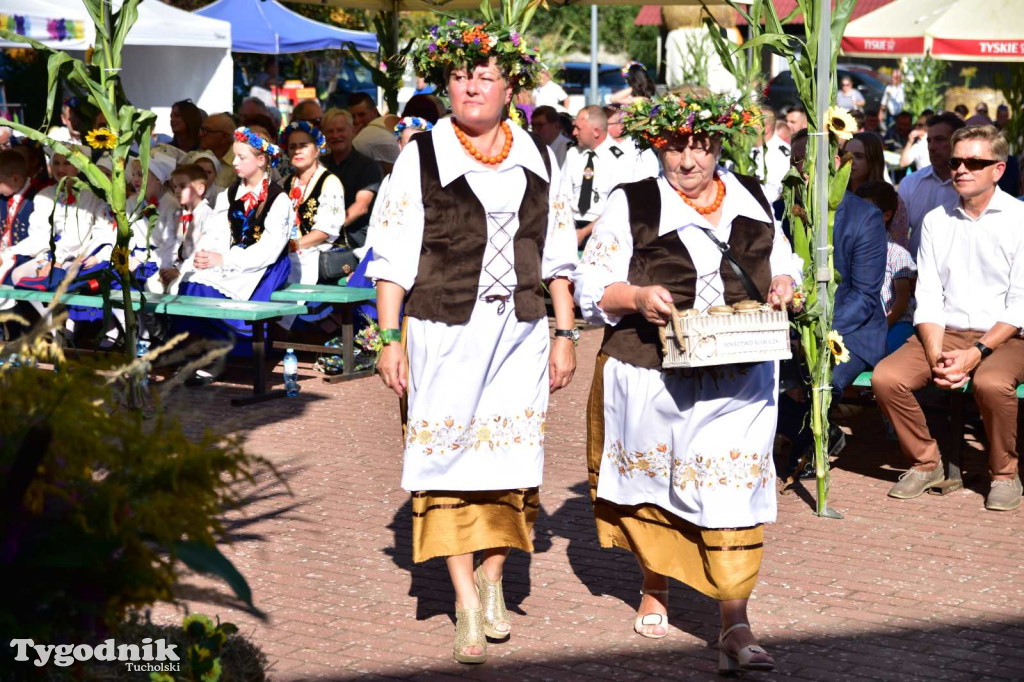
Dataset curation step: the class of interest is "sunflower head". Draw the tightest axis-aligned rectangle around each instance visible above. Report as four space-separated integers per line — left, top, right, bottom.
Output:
827 329 851 364
111 246 130 272
85 127 118 150
826 106 857 142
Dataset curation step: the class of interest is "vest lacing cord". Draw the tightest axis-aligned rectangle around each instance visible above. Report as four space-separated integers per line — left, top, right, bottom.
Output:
479 211 516 315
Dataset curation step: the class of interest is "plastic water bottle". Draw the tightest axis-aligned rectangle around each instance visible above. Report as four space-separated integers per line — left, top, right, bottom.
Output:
136 338 150 387
283 348 300 397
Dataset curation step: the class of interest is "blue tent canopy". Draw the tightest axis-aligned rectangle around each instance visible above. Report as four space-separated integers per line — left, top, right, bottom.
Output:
195 0 377 54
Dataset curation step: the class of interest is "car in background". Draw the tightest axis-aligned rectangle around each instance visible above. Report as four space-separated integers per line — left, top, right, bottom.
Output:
559 62 628 112
763 66 889 114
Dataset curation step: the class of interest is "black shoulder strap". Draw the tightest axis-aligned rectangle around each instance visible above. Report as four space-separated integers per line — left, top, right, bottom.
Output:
702 228 765 303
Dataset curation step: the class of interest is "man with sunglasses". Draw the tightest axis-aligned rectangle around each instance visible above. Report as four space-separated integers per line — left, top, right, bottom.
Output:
897 112 964 259
873 125 1024 511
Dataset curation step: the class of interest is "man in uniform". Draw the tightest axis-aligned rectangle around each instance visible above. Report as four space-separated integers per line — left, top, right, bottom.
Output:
562 106 635 247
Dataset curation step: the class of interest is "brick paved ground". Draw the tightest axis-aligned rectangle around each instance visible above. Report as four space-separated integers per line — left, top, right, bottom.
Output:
153 329 1024 681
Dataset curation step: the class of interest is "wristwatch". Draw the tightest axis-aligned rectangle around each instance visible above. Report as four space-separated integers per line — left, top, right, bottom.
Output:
973 341 993 359
554 328 580 346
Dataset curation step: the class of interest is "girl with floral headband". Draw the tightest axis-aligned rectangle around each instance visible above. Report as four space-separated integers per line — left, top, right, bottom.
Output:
572 90 804 673
173 126 293 375
278 121 345 309
370 13 577 665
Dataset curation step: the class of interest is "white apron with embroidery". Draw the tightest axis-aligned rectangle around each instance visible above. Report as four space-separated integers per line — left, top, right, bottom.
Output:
574 171 804 528
364 119 577 492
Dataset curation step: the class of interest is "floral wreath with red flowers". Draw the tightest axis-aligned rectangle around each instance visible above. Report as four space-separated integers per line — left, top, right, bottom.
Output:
412 18 542 92
622 91 762 151
233 126 282 167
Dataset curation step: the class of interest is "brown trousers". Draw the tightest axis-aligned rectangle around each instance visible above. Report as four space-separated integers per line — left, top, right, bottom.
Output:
872 329 1024 480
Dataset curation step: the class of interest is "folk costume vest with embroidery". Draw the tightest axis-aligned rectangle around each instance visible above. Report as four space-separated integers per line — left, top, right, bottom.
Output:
1 186 39 246
290 171 331 237
228 180 284 248
601 174 775 370
403 130 552 325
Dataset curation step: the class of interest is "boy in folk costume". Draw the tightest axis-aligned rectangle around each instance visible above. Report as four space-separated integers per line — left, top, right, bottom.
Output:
0 151 43 286
146 164 214 295
370 10 578 665
573 91 803 674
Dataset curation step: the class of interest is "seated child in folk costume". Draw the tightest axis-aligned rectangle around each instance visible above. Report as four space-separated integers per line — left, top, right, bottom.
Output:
8 141 103 287
181 150 222 205
0 150 44 287
146 164 214 295
174 127 293 346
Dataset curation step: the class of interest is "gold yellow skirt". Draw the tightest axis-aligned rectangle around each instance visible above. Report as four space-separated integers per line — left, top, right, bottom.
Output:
587 353 764 601
410 488 540 563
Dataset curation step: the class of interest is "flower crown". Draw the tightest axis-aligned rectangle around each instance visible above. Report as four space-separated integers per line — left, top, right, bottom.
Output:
622 61 645 79
233 127 282 167
281 121 327 155
393 116 434 138
412 19 542 92
622 92 761 151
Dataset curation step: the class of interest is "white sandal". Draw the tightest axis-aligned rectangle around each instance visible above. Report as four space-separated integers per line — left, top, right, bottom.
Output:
632 588 669 639
718 622 774 674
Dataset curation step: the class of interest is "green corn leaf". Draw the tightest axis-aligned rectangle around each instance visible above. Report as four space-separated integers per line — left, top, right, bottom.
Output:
830 0 858 67
80 0 110 42
735 33 792 55
828 159 852 211
173 540 262 615
111 0 144 67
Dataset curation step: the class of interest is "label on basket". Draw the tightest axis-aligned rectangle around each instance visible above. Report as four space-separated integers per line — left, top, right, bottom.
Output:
717 330 789 354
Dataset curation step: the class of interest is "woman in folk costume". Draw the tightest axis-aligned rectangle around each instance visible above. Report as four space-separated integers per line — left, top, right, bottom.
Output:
573 91 803 674
280 121 344 286
175 128 292 354
369 12 578 665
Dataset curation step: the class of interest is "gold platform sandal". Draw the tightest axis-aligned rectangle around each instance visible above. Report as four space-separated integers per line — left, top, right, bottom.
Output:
633 588 670 639
474 565 511 641
718 622 774 674
453 605 487 664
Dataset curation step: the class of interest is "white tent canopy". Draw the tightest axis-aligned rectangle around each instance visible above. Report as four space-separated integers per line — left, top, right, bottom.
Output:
1 0 234 133
842 0 1024 62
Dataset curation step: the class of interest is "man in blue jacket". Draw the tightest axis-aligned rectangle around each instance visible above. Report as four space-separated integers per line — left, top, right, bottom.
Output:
779 130 888 477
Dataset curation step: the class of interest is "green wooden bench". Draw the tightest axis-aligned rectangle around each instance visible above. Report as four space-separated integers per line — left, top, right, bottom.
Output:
851 370 1024 494
0 285 306 406
270 283 377 383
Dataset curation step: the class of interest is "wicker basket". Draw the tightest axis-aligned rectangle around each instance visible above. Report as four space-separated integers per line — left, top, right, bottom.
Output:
658 305 792 369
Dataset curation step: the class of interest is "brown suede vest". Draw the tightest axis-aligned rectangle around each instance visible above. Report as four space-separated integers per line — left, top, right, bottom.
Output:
403 131 551 325
600 173 775 369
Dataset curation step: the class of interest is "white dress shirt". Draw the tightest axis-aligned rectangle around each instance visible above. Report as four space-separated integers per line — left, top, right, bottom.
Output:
898 165 958 258
534 80 569 111
913 188 1024 332
561 135 636 224
756 135 791 204
613 136 660 181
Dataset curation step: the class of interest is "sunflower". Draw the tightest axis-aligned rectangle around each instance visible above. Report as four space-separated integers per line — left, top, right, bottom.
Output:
826 106 857 142
85 127 117 150
827 329 850 364
111 245 130 272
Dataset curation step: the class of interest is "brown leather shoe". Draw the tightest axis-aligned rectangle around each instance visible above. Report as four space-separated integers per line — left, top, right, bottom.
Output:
985 476 1022 511
888 465 944 499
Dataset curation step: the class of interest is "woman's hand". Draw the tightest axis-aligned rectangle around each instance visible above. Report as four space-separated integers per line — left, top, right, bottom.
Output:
376 342 407 398
549 337 576 393
35 261 52 278
193 250 224 270
82 256 100 269
768 275 796 310
159 267 180 287
633 285 674 325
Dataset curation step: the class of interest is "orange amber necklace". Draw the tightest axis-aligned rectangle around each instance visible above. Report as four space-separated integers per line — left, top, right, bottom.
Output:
676 175 725 215
452 120 513 165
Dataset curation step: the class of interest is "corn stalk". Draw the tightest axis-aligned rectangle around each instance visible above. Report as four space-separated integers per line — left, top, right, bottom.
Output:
0 0 157 409
727 0 856 517
345 11 414 114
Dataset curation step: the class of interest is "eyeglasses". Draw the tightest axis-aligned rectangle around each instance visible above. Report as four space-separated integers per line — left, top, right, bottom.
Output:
945 157 1002 171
